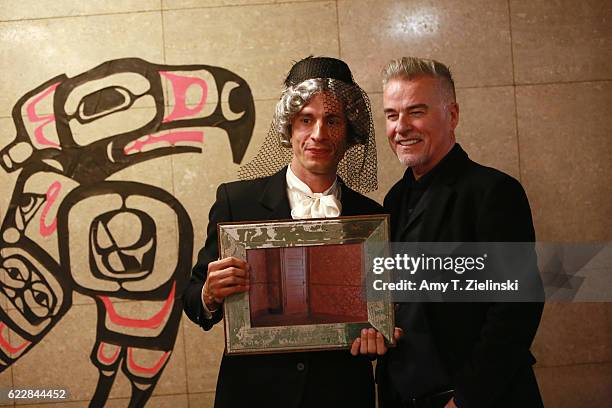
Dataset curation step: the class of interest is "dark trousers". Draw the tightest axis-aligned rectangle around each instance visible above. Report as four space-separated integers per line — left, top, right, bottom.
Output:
378 382 454 408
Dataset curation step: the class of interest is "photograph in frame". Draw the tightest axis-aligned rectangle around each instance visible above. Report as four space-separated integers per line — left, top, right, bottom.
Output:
218 214 394 355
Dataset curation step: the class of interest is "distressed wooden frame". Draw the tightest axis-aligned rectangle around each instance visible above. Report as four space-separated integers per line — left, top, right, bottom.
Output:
218 214 394 355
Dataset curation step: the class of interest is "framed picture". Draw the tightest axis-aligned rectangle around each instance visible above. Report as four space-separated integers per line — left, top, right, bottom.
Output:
218 214 394 355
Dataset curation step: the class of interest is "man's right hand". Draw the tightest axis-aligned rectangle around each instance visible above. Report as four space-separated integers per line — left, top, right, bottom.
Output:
203 257 250 310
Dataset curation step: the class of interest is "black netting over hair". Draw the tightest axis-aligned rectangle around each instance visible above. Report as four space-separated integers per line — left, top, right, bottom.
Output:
284 56 354 86
238 57 377 193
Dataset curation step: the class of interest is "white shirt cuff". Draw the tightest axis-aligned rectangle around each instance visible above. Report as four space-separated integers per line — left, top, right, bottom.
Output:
200 284 219 320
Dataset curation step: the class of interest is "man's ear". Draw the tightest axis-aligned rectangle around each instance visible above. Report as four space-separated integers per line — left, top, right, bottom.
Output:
449 102 459 130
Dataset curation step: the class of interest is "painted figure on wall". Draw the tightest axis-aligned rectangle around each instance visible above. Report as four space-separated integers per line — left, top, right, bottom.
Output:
0 58 255 406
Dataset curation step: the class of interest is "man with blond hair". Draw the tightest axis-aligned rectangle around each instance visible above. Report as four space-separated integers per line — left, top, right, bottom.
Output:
376 57 543 408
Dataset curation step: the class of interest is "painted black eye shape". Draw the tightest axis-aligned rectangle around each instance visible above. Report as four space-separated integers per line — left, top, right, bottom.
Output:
7 267 23 280
30 282 53 310
20 195 37 213
76 86 134 122
17 194 45 227
1 257 30 288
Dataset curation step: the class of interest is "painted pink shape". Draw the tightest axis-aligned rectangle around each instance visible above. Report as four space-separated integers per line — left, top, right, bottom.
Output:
0 322 31 354
127 348 170 374
123 130 203 155
25 82 61 148
40 181 61 237
160 71 208 123
97 341 121 365
97 282 175 329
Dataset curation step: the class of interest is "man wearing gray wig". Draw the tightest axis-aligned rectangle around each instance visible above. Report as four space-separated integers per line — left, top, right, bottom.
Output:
184 56 383 408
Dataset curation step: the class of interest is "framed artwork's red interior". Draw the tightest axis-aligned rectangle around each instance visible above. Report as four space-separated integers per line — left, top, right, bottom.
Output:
247 243 367 327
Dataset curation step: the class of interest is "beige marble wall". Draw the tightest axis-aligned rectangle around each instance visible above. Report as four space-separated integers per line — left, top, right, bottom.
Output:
0 0 610 407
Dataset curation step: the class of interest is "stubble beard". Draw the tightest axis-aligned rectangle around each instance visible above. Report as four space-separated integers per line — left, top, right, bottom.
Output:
397 149 428 169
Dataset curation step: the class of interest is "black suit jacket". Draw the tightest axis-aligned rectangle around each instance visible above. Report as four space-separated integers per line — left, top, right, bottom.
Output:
183 167 384 408
380 144 543 408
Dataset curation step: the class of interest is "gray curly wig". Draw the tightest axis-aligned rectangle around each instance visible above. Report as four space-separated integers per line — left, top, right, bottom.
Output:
274 78 370 148
238 56 377 193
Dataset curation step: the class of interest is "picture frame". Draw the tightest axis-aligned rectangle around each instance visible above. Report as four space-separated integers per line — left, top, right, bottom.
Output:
218 214 394 355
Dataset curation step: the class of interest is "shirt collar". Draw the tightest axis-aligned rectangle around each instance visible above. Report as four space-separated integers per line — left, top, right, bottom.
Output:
286 165 339 197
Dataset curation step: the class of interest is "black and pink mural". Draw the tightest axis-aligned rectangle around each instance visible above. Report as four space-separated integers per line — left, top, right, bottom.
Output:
0 58 255 406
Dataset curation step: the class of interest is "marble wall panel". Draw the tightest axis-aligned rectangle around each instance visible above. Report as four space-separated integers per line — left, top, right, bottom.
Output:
183 319 225 394
517 82 612 241
535 362 612 408
533 303 611 367
511 0 612 84
163 1 339 101
163 0 275 9
0 367 12 406
0 1 160 21
338 0 513 93
0 12 164 117
188 392 215 408
455 86 520 180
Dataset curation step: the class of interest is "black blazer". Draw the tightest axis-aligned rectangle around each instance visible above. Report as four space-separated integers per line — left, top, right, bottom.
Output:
183 167 384 408
380 145 543 408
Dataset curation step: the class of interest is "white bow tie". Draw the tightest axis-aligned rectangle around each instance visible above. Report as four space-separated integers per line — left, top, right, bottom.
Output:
286 166 342 219
290 189 342 219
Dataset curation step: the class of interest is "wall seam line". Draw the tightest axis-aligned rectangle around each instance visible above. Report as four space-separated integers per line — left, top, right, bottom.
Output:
507 0 522 183
335 0 342 58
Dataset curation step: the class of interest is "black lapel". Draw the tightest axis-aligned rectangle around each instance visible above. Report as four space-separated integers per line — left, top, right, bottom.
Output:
385 179 406 240
258 167 292 220
339 181 358 216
